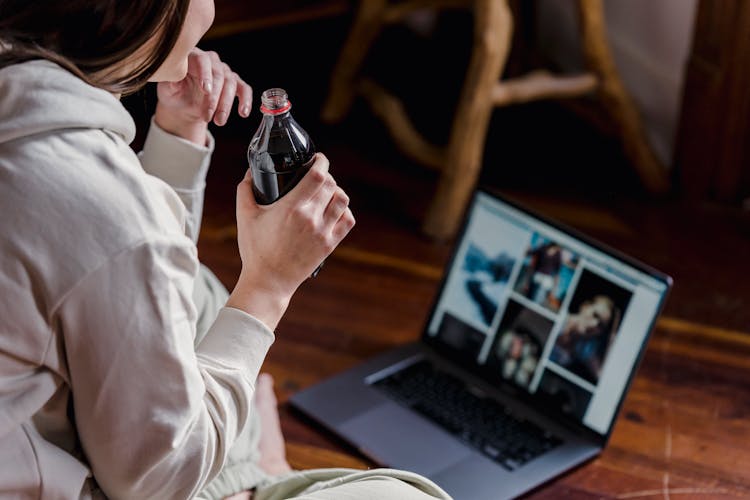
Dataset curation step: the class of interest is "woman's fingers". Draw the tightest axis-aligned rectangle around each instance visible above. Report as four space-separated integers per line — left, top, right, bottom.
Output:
187 49 214 94
214 64 237 126
211 68 252 124
185 48 252 123
270 152 353 253
312 181 355 253
284 154 330 205
308 174 337 221
323 188 350 227
332 207 356 242
204 52 225 121
236 74 253 118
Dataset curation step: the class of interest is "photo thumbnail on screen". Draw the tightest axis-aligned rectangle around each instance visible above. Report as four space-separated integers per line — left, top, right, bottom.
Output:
513 234 579 312
485 300 555 389
427 202 529 338
536 369 593 420
435 312 487 362
462 242 516 326
550 269 633 385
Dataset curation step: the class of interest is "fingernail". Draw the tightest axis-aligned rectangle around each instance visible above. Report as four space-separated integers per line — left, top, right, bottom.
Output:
216 111 227 124
241 105 250 116
202 79 213 94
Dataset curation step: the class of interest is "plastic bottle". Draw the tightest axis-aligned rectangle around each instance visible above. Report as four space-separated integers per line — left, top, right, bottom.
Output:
248 88 316 205
247 88 323 276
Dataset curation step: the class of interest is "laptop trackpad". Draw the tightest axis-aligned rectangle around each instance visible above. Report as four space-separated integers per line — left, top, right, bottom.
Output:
338 402 472 476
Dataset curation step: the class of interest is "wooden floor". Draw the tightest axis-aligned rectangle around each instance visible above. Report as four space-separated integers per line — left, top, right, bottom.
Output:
194 119 750 499
128 16 750 499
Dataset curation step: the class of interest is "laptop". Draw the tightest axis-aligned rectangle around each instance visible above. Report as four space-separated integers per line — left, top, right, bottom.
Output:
290 188 672 499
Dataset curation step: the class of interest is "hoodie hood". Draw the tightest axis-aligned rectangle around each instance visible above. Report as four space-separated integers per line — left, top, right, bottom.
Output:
0 60 135 145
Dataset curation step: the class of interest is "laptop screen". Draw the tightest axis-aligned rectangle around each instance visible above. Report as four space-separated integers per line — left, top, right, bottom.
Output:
424 190 670 436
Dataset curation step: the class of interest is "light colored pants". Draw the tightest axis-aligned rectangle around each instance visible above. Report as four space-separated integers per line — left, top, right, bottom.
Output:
193 265 453 500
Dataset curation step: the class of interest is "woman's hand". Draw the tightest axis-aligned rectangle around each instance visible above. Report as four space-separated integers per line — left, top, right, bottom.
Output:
227 154 356 330
155 48 252 146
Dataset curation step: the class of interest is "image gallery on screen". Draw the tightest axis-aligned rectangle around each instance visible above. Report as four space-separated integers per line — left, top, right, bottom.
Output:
427 197 639 428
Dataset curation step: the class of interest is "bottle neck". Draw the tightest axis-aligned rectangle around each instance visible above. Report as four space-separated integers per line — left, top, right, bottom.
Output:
260 100 292 115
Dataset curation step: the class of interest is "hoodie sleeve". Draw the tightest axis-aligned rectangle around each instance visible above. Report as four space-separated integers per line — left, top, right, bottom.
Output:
138 119 215 243
55 237 274 500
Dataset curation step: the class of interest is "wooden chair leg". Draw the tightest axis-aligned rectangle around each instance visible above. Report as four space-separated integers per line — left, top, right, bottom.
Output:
357 79 446 169
320 0 388 124
578 0 671 194
423 0 514 240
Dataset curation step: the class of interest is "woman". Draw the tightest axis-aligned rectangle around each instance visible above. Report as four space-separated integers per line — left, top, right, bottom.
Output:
551 295 619 384
0 1 451 499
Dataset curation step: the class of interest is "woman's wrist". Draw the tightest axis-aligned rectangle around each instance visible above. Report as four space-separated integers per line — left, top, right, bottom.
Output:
154 104 209 146
227 271 293 331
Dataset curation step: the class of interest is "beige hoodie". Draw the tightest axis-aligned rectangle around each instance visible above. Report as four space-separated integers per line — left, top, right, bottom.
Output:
0 60 274 499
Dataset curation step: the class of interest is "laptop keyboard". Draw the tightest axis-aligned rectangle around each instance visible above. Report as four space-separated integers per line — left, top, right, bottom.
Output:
372 360 563 470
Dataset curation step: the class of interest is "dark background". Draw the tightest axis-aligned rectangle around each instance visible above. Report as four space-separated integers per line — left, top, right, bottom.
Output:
124 11 642 199
122 12 750 332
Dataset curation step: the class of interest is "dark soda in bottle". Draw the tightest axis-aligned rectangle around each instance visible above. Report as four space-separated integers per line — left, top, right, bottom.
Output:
247 88 324 277
248 88 315 205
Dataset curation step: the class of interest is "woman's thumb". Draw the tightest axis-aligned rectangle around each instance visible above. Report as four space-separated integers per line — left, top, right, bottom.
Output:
236 169 259 213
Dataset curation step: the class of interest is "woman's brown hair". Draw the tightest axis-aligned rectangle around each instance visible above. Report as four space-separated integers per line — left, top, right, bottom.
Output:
0 0 192 94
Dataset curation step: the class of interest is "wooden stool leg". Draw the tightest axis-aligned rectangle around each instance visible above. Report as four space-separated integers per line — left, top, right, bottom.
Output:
578 0 670 194
423 0 514 240
320 0 388 124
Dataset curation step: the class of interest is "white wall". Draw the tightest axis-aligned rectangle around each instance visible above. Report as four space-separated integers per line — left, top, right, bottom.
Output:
535 0 699 167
